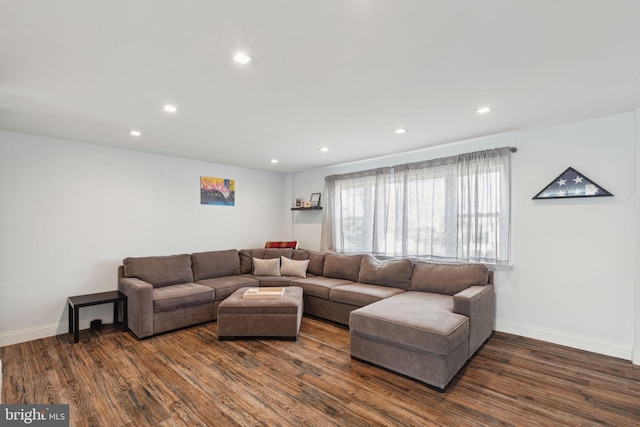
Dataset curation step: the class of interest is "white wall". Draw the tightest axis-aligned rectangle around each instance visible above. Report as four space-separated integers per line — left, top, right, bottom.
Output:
292 112 638 362
0 130 288 345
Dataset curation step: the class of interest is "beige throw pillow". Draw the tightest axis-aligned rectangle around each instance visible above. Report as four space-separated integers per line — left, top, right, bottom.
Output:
252 257 281 276
280 256 310 278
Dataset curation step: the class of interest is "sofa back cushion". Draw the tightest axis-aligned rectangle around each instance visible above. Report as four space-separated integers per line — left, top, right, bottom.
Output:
292 249 310 261
263 248 294 259
307 251 326 276
123 254 193 288
239 249 259 274
191 249 240 281
410 260 489 295
323 253 363 282
357 255 414 290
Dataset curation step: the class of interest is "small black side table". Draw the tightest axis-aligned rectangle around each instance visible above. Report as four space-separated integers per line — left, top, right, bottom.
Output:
67 291 128 343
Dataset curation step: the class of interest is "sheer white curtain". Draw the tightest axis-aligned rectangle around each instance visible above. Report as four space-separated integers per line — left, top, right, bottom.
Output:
321 167 391 255
455 149 511 264
321 147 511 264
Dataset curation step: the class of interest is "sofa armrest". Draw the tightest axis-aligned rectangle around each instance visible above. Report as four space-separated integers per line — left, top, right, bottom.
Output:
453 285 494 358
118 277 154 338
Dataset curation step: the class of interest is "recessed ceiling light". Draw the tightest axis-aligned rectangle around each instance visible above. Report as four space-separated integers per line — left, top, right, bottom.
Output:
270 159 279 164
476 106 491 114
129 130 142 137
232 52 252 65
163 104 178 113
319 147 329 152
394 128 407 134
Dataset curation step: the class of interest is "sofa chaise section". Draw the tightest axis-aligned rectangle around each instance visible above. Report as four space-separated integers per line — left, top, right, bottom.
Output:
350 292 470 389
409 260 494 358
349 260 494 389
118 254 214 338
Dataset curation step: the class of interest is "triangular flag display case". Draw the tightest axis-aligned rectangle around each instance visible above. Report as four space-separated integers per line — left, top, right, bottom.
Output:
532 167 613 200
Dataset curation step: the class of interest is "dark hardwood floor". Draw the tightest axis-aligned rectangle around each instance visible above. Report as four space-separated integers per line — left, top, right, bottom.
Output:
1 317 639 426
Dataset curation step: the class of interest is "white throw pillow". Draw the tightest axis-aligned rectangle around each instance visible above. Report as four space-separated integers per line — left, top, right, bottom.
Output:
252 257 281 276
280 256 310 278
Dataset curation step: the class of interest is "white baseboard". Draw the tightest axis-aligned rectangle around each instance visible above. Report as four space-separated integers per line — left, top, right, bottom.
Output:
632 349 640 366
0 314 118 347
495 319 632 361
0 322 68 347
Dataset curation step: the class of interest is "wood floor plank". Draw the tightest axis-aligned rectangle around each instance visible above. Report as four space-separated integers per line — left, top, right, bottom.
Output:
2 318 640 426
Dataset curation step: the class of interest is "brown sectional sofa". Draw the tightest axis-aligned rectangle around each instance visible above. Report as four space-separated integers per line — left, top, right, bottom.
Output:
118 248 494 389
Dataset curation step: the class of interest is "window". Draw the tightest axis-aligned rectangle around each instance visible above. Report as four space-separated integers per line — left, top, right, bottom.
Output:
321 147 511 265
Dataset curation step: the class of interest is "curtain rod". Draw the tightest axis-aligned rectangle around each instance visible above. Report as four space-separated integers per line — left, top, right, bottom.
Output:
325 146 516 181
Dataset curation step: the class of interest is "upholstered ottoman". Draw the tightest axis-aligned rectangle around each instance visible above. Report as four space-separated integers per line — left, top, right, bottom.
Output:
217 286 303 340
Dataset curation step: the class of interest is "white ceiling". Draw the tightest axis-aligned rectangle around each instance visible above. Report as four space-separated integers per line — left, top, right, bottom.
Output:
2 1 640 173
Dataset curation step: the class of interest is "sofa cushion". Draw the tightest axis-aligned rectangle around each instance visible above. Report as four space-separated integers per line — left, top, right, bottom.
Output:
323 253 363 282
191 249 240 281
410 261 489 295
280 256 309 278
330 283 405 307
123 254 193 288
307 251 326 276
357 255 414 290
239 249 256 274
292 250 310 261
197 275 259 301
289 277 354 300
252 257 281 276
263 248 294 259
349 292 469 355
153 283 213 312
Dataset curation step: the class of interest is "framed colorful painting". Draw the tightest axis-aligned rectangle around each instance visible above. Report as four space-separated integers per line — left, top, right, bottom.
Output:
200 176 235 206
